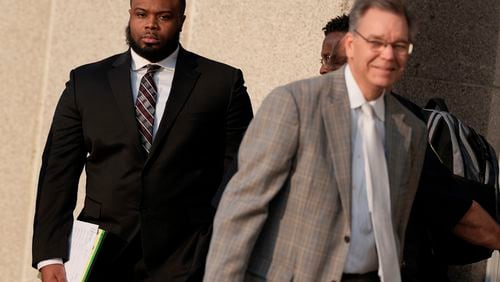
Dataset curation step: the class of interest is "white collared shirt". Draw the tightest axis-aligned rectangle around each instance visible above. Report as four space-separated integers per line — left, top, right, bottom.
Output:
343 65 386 274
130 46 178 140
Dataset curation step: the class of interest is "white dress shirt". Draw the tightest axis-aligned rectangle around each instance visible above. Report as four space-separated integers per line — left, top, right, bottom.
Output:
343 65 386 274
37 46 179 270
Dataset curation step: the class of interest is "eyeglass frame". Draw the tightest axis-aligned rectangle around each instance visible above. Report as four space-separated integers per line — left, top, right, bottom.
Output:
320 54 331 66
352 29 413 55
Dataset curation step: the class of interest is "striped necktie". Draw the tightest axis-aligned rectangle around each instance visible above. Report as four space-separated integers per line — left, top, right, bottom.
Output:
136 64 161 154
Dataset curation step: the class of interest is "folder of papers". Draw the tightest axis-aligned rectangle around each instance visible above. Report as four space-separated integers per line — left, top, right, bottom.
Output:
64 220 106 282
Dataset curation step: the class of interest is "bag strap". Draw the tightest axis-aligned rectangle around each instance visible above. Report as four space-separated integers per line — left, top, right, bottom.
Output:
425 109 465 177
425 98 449 112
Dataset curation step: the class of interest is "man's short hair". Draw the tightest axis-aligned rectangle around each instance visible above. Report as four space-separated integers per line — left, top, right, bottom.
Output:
130 0 186 15
349 0 415 42
322 14 350 36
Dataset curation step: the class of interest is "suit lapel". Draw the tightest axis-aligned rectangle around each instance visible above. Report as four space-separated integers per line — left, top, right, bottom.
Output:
147 47 200 158
321 70 352 224
108 51 144 155
385 94 412 213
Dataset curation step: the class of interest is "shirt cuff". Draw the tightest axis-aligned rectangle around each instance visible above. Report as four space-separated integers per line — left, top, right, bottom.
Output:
37 258 63 270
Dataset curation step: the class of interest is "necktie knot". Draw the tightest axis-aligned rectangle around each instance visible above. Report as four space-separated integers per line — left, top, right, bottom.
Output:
361 103 376 120
146 64 161 75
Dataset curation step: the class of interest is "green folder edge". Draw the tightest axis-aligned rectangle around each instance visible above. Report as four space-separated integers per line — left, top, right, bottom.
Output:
81 229 107 282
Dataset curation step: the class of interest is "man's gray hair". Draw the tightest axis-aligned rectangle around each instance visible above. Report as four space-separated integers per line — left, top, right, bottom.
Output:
349 0 416 42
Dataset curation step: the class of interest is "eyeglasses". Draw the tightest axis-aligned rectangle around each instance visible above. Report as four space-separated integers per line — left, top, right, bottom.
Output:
320 54 331 66
353 29 413 55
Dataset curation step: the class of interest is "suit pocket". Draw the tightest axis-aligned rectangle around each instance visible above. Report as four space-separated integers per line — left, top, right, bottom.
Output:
81 196 102 219
152 224 212 281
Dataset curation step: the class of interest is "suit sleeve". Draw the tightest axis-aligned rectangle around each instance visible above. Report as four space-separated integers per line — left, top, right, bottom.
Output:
211 69 252 207
204 88 299 281
223 69 253 168
32 70 86 267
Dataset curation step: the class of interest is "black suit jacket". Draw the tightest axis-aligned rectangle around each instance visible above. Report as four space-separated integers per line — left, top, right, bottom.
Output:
392 94 475 281
32 47 253 279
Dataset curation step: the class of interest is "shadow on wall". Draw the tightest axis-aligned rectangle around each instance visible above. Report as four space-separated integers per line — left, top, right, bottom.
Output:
395 1 500 281
394 0 500 151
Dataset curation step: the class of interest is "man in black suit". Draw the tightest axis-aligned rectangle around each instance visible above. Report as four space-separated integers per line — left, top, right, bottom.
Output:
32 0 253 281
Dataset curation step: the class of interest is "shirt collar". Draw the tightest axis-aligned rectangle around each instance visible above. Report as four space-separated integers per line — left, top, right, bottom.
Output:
130 45 179 72
344 65 385 122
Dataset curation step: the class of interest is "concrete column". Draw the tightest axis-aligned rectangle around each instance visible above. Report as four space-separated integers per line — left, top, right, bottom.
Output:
5 1 130 280
0 0 52 280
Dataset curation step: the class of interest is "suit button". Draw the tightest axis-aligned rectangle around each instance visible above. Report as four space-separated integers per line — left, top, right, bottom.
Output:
344 236 350 243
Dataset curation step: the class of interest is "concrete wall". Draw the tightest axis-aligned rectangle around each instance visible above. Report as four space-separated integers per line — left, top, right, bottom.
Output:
186 0 353 108
1 1 52 280
396 0 500 152
2 1 131 280
1 0 497 281
394 2 500 280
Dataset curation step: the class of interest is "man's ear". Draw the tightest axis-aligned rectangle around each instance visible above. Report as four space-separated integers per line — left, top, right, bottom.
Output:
345 32 354 58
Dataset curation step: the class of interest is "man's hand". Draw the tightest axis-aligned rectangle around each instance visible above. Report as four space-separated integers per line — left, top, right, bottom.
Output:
453 200 500 250
40 264 67 282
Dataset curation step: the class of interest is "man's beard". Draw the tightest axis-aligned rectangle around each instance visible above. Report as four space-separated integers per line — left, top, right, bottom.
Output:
126 25 180 62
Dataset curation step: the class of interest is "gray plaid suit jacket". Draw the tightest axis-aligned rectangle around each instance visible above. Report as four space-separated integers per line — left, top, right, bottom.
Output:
204 68 427 282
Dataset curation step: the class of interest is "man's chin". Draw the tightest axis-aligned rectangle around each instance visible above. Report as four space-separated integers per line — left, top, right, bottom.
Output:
140 43 161 50
131 45 168 62
128 38 179 62
370 74 399 89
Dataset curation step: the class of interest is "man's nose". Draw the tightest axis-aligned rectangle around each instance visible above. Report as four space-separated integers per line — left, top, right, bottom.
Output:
379 44 395 60
320 64 331 75
145 16 159 29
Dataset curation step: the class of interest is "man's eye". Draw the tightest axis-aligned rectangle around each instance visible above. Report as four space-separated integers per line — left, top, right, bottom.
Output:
136 12 146 18
159 15 172 21
394 43 409 51
369 40 385 49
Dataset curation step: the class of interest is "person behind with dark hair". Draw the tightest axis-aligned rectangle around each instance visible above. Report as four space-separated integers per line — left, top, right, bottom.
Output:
31 0 253 281
205 0 427 281
320 14 350 74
